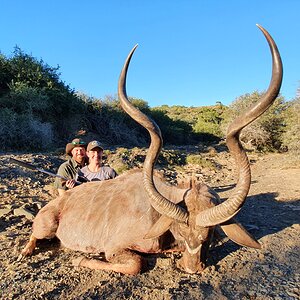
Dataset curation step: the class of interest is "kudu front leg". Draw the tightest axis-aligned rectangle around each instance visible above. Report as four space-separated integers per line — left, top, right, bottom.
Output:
72 250 142 275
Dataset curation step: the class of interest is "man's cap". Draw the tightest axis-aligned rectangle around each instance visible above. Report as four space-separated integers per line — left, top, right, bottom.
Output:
65 138 87 156
87 140 104 152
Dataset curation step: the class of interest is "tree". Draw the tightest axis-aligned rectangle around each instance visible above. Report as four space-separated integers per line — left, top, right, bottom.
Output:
222 91 286 151
193 105 226 137
0 47 86 150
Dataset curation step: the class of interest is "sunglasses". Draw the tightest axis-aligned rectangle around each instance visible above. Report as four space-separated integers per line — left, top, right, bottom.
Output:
72 141 86 145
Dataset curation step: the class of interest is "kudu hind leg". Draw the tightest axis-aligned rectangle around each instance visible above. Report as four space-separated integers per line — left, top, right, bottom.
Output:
18 234 37 259
72 250 142 275
19 206 59 258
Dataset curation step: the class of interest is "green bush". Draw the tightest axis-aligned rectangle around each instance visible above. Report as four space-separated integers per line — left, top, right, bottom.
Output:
1 46 297 154
193 105 226 137
81 96 147 146
186 154 215 169
0 47 87 149
0 108 53 150
281 98 300 153
0 82 49 115
149 109 197 145
222 91 286 151
152 104 225 144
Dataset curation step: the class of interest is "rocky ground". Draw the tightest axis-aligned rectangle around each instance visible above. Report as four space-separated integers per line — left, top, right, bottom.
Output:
0 149 299 299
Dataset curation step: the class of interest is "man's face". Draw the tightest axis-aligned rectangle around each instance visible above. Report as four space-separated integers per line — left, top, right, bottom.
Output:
87 148 103 163
71 146 86 164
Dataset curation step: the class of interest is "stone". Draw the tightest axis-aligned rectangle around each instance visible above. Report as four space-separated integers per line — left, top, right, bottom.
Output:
0 208 11 217
13 207 35 220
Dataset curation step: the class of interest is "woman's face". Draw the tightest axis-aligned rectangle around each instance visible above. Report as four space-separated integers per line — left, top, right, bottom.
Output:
87 148 103 163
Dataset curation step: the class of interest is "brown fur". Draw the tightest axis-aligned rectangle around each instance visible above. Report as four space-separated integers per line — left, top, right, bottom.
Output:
21 169 259 274
21 170 203 274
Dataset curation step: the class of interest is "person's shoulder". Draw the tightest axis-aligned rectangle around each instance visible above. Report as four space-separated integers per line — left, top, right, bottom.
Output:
58 159 71 170
57 158 72 177
102 166 117 177
102 165 114 171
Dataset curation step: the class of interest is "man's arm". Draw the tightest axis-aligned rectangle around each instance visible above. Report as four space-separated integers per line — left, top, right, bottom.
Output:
54 162 70 193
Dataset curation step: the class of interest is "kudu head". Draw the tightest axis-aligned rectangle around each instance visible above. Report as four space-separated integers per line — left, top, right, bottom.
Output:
118 24 282 274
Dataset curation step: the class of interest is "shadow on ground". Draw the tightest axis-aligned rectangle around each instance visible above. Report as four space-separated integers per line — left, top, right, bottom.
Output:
207 192 300 266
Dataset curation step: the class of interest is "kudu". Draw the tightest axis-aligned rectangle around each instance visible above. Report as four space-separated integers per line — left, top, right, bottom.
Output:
20 25 282 275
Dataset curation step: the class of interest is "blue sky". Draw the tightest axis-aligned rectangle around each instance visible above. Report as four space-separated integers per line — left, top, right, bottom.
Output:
1 1 299 107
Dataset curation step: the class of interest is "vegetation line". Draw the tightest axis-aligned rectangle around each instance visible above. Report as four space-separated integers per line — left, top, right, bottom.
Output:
0 48 299 153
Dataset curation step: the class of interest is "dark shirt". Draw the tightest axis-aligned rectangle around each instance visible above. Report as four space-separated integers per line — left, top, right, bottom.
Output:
54 157 86 191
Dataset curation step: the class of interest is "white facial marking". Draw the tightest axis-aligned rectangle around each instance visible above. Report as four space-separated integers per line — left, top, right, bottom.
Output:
185 241 202 255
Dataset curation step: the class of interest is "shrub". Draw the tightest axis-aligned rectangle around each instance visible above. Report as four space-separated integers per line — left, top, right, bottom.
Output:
152 104 224 144
157 150 186 167
222 91 286 151
193 105 226 137
81 96 147 146
0 82 49 115
0 108 53 150
0 47 87 149
281 98 300 153
186 154 215 169
149 109 197 145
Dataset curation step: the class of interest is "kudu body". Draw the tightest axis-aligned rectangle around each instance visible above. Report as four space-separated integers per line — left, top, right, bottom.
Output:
20 25 282 275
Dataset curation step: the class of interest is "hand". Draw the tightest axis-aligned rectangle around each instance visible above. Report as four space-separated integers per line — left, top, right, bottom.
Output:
65 179 76 189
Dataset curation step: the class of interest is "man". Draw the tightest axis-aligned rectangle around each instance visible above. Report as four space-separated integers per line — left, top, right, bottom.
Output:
54 138 87 196
65 140 117 189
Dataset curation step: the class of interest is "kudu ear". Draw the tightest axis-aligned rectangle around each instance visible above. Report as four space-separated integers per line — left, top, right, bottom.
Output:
219 218 261 249
144 215 174 240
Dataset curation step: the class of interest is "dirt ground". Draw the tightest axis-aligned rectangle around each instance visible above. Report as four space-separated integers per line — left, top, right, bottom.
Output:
0 151 299 299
